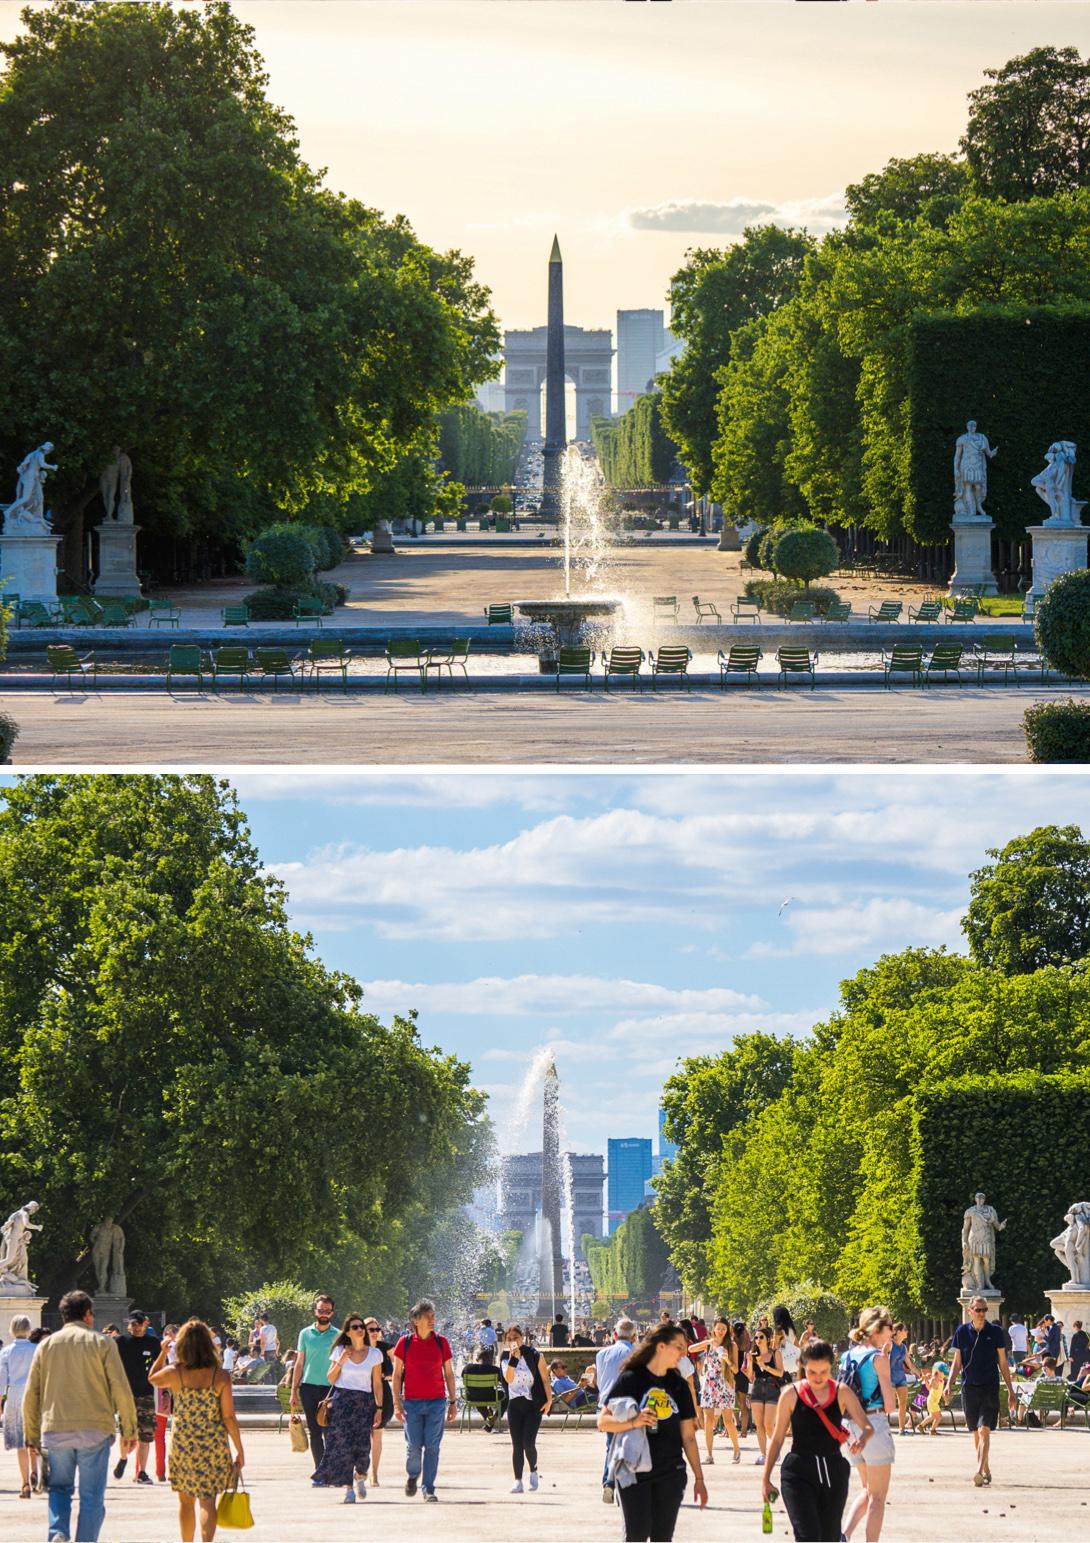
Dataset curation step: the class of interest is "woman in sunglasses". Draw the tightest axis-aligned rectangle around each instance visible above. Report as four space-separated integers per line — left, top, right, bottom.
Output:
312 1315 383 1504
362 1320 393 1487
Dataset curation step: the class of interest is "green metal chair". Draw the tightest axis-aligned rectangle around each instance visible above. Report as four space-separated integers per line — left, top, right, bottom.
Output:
61 597 102 626
17 600 54 628
868 601 903 623
384 639 427 692
731 595 762 624
822 601 852 622
908 600 942 624
603 646 644 691
650 645 692 689
148 598 181 629
718 645 763 686
653 596 680 623
166 645 205 690
306 638 350 691
777 647 818 688
424 639 471 687
786 599 816 623
221 604 250 627
97 600 133 628
882 645 923 688
47 644 97 689
946 598 979 624
974 634 1018 685
924 642 964 685
692 595 721 624
210 646 251 689
253 648 299 689
555 646 594 690
292 596 326 627
484 603 513 625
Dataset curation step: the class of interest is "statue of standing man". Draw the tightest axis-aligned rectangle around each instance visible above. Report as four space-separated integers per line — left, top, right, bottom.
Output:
962 1191 1006 1294
0 1200 42 1287
100 447 134 523
954 421 998 520
90 1216 127 1296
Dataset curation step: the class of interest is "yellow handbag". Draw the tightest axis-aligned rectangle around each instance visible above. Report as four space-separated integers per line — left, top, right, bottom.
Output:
289 1414 309 1453
216 1464 254 1531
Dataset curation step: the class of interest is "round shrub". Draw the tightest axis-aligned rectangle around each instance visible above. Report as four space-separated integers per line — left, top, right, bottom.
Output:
751 1283 849 1346
744 528 766 568
0 711 18 763
758 530 780 573
316 526 344 571
744 578 842 617
245 528 315 587
772 526 840 589
1035 568 1090 679
490 494 513 514
1023 699 1090 762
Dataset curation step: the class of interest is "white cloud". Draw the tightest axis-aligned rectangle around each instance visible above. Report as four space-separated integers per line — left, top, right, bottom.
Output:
746 899 964 959
233 772 582 813
626 193 848 237
359 975 764 1017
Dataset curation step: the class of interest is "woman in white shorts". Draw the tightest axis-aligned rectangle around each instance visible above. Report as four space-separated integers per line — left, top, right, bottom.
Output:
842 1306 897 1542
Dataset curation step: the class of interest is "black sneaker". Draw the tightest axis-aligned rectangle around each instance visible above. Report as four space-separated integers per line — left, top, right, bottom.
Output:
405 1475 418 1497
113 1458 127 1480
136 1471 153 1486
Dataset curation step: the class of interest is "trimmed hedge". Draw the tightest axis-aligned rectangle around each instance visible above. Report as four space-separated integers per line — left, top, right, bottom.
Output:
1035 568 1090 679
1023 699 1090 762
0 711 18 763
743 579 842 617
907 304 1090 542
242 580 346 621
913 1073 1090 1313
245 528 314 587
592 391 678 487
743 528 766 568
773 527 839 588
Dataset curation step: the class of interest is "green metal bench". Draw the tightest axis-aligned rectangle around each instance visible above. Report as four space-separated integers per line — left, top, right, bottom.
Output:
777 647 818 688
555 646 594 690
650 645 692 688
603 646 644 690
882 645 923 689
718 645 762 687
47 644 97 689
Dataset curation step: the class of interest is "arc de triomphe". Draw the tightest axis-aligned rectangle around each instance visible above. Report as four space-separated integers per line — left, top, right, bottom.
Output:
503 325 613 441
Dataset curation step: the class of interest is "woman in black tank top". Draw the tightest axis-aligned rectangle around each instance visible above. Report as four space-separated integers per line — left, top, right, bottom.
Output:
760 1340 874 1543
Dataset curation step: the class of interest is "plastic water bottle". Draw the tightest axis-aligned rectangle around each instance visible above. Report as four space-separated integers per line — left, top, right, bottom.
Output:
762 1499 774 1534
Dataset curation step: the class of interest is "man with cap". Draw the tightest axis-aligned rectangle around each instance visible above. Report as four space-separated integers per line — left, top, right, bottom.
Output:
114 1310 161 1483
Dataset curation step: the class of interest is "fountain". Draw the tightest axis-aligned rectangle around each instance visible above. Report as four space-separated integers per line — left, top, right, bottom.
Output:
515 238 623 653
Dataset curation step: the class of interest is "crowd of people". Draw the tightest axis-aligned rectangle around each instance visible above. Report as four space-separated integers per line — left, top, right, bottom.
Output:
1 1288 1085 1543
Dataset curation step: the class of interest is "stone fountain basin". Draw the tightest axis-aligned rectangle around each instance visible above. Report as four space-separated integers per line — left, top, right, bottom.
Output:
515 598 623 649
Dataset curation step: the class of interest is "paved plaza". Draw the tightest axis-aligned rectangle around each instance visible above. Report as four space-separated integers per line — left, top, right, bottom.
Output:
4 681 1082 764
0 1425 1084 1542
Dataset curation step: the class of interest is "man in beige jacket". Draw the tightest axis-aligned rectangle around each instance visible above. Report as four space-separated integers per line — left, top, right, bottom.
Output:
23 1290 137 1543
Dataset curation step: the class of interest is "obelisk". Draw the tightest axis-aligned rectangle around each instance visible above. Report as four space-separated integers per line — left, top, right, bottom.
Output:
538 1055 565 1318
541 235 566 522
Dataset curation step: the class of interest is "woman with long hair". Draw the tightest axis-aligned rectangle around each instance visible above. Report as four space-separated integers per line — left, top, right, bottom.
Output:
598 1323 708 1542
499 1325 553 1493
733 1320 752 1440
744 1326 785 1464
841 1307 897 1543
762 1339 874 1542
688 1318 740 1463
362 1318 393 1485
0 1315 38 1498
312 1314 383 1503
773 1306 801 1381
149 1319 244 1542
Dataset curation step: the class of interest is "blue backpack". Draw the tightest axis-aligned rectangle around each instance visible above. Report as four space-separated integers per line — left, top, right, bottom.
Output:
838 1346 878 1404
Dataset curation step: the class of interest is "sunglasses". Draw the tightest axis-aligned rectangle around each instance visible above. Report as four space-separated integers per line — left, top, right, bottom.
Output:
348 1323 366 1332
366 1326 380 1333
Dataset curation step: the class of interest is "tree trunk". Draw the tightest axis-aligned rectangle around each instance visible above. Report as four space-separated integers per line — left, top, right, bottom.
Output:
53 483 100 589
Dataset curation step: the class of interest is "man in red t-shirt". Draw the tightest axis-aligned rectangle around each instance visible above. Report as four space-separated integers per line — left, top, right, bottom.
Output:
392 1299 456 1501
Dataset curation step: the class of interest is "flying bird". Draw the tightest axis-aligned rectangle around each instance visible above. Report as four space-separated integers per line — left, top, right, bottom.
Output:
777 897 796 917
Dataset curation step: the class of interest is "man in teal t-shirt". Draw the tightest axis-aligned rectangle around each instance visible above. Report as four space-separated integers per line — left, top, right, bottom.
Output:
290 1295 339 1472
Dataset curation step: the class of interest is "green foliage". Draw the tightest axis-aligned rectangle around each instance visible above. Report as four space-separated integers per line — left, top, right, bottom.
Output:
437 407 525 486
659 227 814 493
0 713 17 763
585 1206 669 1304
245 528 315 587
845 154 971 229
963 825 1090 973
907 307 1090 541
489 494 513 514
711 308 811 527
751 1284 850 1344
1023 699 1090 763
961 46 1090 201
743 528 766 568
1035 566 1090 678
772 527 840 589
222 1280 313 1350
0 1 498 575
242 581 343 620
592 392 678 487
0 775 489 1308
742 580 842 617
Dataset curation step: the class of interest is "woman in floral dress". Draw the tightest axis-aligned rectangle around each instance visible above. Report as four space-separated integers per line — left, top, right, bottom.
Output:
149 1319 244 1541
689 1317 741 1463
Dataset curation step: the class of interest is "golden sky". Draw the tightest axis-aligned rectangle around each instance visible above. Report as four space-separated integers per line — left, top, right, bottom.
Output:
4 2 1090 329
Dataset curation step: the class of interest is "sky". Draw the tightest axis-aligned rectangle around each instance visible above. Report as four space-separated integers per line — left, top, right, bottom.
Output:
4 2 1090 330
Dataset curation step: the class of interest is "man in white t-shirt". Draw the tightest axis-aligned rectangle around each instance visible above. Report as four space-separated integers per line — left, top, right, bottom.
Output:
1007 1314 1029 1366
255 1315 279 1359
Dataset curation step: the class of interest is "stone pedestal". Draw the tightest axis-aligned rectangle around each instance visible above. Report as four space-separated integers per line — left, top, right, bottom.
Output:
369 521 396 555
958 1289 1003 1325
948 519 998 597
1045 1287 1090 1341
93 522 141 598
0 533 61 604
0 1292 47 1340
718 525 742 551
91 1292 132 1332
1023 524 1090 619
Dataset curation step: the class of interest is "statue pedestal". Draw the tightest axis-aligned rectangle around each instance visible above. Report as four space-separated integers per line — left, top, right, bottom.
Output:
0 1292 47 1340
958 1289 1003 1325
369 522 396 556
1023 524 1089 619
91 1292 132 1332
948 519 998 597
1045 1286 1090 1340
93 523 141 598
718 525 741 552
0 533 60 604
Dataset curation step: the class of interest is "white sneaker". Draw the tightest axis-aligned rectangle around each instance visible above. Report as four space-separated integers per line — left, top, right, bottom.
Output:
705 1454 714 1465
510 1480 524 1494
529 1472 539 1491
355 1478 367 1499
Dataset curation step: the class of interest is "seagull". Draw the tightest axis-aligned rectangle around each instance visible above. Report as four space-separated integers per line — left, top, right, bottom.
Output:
777 897 796 917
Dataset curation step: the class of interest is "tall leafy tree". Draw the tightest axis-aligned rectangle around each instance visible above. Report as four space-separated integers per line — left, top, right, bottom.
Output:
962 46 1090 201
963 824 1090 974
844 153 971 228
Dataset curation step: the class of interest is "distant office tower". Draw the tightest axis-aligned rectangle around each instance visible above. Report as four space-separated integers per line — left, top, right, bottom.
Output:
658 1106 678 1165
607 1137 653 1233
616 309 666 415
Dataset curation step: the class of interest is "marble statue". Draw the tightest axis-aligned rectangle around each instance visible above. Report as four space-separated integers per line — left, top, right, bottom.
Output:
89 1216 127 1297
953 421 997 520
961 1191 1006 1294
3 444 57 536
100 448 134 524
1031 440 1086 527
0 1200 42 1287
1050 1200 1090 1290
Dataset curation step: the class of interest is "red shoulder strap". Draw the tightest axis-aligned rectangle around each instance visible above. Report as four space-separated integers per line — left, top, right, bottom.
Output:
797 1381 849 1444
